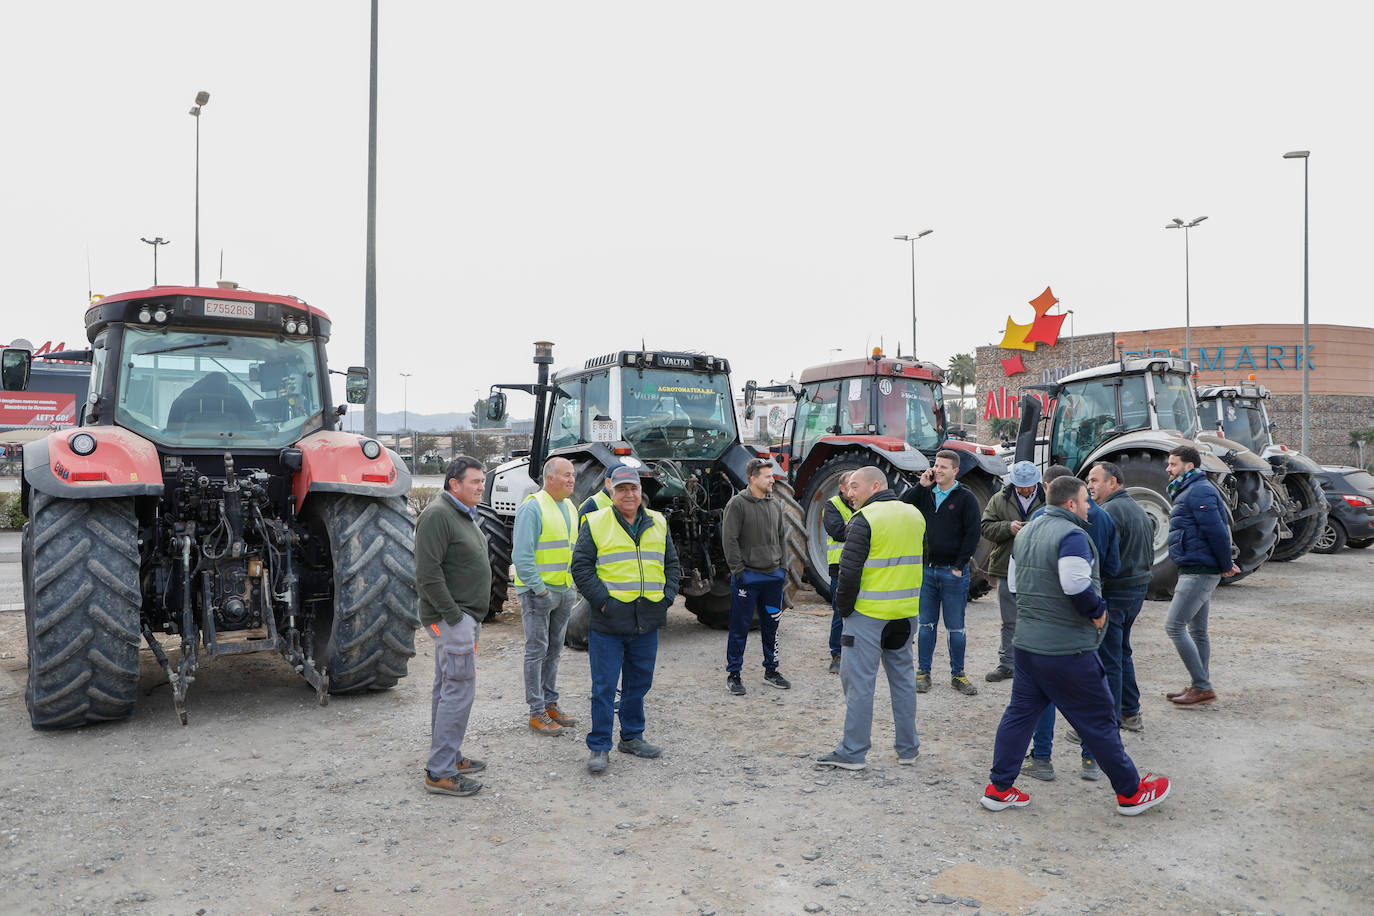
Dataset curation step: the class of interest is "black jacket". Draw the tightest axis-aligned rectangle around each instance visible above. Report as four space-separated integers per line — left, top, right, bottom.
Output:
1099 489 1155 590
571 506 681 636
833 489 902 616
903 481 981 568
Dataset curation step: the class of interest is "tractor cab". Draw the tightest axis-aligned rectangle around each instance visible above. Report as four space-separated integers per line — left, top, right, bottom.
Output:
1196 380 1277 457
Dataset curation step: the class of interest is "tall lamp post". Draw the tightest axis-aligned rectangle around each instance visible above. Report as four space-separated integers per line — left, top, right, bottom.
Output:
400 371 412 459
140 237 170 286
893 230 934 358
1165 215 1208 366
188 91 210 286
1283 150 1311 455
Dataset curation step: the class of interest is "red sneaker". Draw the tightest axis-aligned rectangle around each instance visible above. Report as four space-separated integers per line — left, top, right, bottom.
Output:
980 783 1031 811
1116 773 1171 816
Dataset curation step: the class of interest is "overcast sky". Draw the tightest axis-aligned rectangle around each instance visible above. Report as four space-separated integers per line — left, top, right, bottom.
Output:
3 2 1368 420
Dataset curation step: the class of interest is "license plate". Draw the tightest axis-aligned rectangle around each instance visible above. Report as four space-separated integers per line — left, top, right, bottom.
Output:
204 299 256 319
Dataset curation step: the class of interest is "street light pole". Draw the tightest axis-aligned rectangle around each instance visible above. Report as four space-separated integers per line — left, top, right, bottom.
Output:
400 372 412 456
1165 215 1208 367
1065 309 1075 370
1284 150 1311 454
140 237 170 286
188 91 210 286
364 0 380 438
893 230 933 358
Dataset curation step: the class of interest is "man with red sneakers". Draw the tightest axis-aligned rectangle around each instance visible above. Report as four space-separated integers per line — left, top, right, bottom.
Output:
980 475 1171 817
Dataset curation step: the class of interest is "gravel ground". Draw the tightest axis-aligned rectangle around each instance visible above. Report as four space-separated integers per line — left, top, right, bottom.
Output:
0 547 1370 915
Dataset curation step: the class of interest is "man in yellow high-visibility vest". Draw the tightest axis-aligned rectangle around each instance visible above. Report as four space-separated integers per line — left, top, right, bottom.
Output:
816 465 924 771
823 471 857 674
571 465 681 774
513 456 579 736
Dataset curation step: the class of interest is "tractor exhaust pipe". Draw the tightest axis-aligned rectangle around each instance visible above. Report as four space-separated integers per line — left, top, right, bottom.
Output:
528 341 555 481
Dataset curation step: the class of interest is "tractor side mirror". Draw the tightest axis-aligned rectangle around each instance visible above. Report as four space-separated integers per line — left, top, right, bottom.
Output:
743 380 758 421
486 391 508 423
345 366 370 404
1 348 31 391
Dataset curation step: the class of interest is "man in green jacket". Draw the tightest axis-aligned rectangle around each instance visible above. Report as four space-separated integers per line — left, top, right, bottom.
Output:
417 456 492 798
981 461 1044 682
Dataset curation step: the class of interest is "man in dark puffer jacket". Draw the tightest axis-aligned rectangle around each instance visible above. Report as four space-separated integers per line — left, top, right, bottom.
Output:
1162 446 1239 707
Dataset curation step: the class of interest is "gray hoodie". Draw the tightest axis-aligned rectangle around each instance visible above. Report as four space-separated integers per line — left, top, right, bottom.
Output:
722 490 785 576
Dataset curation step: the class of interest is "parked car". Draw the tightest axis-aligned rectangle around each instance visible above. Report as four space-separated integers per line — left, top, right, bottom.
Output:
1313 466 1374 553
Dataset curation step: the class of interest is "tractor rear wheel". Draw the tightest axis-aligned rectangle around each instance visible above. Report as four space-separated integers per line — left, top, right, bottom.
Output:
1267 471 1326 562
1221 470 1278 585
476 502 514 620
23 492 142 729
798 453 887 602
312 495 418 693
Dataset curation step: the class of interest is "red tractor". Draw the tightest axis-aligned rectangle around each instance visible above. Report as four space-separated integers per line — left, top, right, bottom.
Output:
1 286 417 728
748 350 1007 600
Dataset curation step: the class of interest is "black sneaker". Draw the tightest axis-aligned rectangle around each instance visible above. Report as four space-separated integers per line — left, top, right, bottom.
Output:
424 770 482 797
727 674 746 696
985 665 1014 682
763 670 791 690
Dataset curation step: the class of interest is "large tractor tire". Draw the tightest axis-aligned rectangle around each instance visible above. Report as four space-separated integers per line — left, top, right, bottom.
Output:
1267 472 1326 562
798 453 892 602
955 470 998 601
1220 469 1278 586
313 495 418 693
1112 452 1179 600
683 480 809 629
475 502 514 621
23 492 142 729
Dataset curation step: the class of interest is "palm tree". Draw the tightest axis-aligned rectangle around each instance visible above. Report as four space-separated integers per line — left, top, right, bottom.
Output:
947 352 976 428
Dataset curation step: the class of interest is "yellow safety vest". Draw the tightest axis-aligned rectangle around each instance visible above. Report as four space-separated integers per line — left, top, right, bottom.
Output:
825 495 854 566
590 489 613 512
852 499 925 620
586 506 668 603
513 489 573 588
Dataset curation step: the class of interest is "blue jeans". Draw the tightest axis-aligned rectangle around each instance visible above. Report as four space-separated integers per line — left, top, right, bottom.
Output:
1165 573 1219 692
828 574 843 658
990 648 1141 798
1101 585 1148 718
586 629 658 752
917 565 970 675
726 569 784 674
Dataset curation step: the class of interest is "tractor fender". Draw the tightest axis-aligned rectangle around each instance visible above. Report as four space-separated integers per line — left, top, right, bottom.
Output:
793 437 930 490
293 430 410 511
947 447 1010 483
486 456 538 518
1083 430 1231 477
22 427 164 508
1269 451 1323 476
1196 434 1274 476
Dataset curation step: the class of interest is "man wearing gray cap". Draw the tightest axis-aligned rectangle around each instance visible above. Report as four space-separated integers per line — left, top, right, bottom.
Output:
981 461 1045 683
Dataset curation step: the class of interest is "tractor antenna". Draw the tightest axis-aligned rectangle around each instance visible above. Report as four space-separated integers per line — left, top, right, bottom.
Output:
85 246 92 303
219 248 224 281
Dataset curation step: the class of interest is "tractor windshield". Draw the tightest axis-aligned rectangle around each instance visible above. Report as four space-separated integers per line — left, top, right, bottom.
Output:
621 368 737 460
115 327 324 448
1201 397 1269 452
875 375 944 450
1150 371 1200 438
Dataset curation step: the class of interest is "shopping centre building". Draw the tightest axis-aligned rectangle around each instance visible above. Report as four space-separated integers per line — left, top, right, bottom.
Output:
974 317 1374 467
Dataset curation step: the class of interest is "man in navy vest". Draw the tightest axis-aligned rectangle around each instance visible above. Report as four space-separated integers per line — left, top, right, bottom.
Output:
981 475 1171 817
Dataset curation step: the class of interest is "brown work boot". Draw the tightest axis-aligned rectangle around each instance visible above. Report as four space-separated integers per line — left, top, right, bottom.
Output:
529 711 565 735
1165 686 1192 700
546 704 576 727
1170 687 1217 706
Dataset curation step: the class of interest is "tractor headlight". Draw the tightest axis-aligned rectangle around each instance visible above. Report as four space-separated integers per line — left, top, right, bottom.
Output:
70 432 97 456
360 439 382 460
285 319 299 334
153 308 168 323
138 308 152 323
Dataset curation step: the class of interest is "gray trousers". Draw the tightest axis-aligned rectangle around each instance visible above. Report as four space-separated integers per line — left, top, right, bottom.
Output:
520 588 575 715
994 577 1016 668
835 612 919 763
426 613 480 778
1165 573 1219 692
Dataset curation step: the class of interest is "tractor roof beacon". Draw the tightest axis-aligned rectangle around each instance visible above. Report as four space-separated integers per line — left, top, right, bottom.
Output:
757 350 1009 602
1 286 418 728
1013 356 1282 598
1196 380 1328 563
479 344 807 645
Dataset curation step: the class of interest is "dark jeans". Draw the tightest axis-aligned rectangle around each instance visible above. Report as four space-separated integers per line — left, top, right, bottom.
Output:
917 564 970 675
586 629 658 752
1101 585 1148 718
829 573 842 658
726 569 784 674
990 648 1141 798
